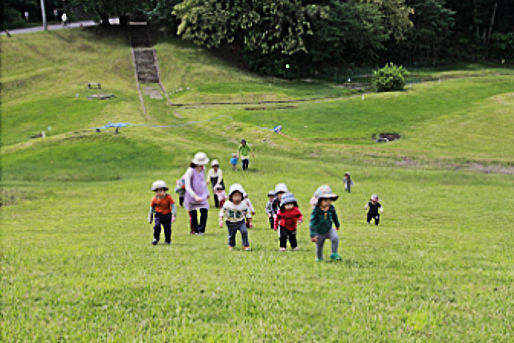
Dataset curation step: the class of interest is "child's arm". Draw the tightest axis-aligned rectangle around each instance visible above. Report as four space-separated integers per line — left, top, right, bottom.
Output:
332 207 341 230
379 204 384 213
148 207 155 224
246 209 253 228
364 202 369 210
171 203 177 222
298 209 303 225
274 211 280 230
309 209 318 240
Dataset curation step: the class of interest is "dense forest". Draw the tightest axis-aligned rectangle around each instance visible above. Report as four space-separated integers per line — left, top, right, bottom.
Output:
3 0 513 77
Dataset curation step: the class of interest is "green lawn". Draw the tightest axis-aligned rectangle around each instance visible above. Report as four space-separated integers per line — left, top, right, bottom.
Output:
1 28 513 342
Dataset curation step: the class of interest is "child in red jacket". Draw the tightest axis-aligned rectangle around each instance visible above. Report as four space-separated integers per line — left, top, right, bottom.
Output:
274 193 303 251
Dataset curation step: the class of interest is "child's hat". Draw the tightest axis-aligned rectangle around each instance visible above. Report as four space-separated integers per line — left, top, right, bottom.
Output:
315 185 338 202
211 159 219 167
371 194 379 201
192 152 209 165
214 184 224 190
267 190 275 197
345 172 350 176
280 192 297 207
151 180 168 191
274 183 288 194
228 183 245 201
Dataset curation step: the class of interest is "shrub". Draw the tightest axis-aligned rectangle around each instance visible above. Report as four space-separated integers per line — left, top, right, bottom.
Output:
372 63 408 92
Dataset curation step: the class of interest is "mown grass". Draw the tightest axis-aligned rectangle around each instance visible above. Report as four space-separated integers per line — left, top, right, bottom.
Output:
1 28 513 342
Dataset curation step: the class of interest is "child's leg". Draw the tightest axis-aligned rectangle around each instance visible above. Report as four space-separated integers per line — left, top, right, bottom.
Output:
162 214 172 243
367 212 372 224
375 215 380 226
227 222 237 247
213 193 219 208
288 230 298 249
198 208 208 233
153 214 162 242
316 234 327 260
179 196 184 207
329 228 339 254
190 210 198 233
239 222 249 247
269 216 274 229
279 227 288 248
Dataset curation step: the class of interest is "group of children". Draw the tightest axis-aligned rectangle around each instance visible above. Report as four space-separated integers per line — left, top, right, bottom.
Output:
148 155 383 261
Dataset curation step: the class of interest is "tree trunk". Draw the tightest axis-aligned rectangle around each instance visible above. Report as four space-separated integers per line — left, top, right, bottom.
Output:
485 0 498 46
100 12 111 27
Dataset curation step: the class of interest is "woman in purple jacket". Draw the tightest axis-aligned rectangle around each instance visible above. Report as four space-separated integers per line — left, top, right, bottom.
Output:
184 152 210 235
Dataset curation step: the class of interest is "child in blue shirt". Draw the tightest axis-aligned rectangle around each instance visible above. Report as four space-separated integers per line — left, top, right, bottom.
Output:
230 153 238 171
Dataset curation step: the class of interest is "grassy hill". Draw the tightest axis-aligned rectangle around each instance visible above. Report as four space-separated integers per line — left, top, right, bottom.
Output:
1 28 513 342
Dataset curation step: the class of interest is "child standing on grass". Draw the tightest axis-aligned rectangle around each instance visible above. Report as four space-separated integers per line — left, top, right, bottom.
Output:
238 139 254 171
208 159 225 208
213 184 227 208
365 194 383 226
309 185 342 262
274 193 303 251
148 180 177 245
265 190 275 229
343 172 353 193
219 184 252 251
230 153 238 171
175 178 186 207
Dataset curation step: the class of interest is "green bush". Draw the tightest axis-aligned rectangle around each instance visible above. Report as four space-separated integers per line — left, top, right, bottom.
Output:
372 63 409 92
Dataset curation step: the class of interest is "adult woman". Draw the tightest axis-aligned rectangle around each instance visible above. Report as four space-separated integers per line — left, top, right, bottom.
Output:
207 159 225 208
184 152 210 235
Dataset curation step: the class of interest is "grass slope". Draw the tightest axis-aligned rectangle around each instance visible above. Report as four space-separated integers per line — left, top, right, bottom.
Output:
1 28 513 342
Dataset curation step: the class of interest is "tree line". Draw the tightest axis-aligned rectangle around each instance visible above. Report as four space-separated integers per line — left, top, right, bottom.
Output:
4 0 513 77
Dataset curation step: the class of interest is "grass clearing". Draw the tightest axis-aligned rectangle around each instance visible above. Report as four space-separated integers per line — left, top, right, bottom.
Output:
1 28 513 342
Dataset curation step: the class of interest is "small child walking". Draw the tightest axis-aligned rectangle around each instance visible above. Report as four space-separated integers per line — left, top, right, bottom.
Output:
343 172 353 193
265 190 275 229
230 153 238 171
274 193 303 251
148 180 177 245
219 184 252 251
272 183 289 237
175 177 186 207
365 194 383 226
309 185 342 262
213 184 227 208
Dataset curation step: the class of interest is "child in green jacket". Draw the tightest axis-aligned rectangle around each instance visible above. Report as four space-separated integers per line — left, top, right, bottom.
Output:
309 185 342 262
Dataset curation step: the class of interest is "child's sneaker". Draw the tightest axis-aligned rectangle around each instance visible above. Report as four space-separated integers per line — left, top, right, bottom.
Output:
151 239 158 245
330 253 342 261
293 247 299 251
228 246 234 251
315 258 323 262
164 241 171 245
243 246 251 251
280 247 286 252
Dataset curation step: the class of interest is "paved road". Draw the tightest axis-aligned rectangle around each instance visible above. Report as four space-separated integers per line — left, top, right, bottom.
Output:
2 20 98 35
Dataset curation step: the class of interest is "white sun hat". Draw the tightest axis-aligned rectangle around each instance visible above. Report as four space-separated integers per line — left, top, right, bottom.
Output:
151 180 168 191
211 159 219 167
192 152 209 165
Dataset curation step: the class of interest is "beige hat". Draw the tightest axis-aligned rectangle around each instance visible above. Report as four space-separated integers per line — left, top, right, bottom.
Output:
211 159 219 167
192 152 209 165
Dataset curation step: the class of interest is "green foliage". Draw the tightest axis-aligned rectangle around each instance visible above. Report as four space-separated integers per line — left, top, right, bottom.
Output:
372 63 409 92
489 32 514 61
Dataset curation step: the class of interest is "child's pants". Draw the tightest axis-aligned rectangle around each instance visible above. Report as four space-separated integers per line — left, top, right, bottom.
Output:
316 228 339 260
279 226 297 249
226 220 249 247
190 208 208 233
367 212 380 225
179 196 184 207
241 158 249 170
268 216 274 229
154 212 172 243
